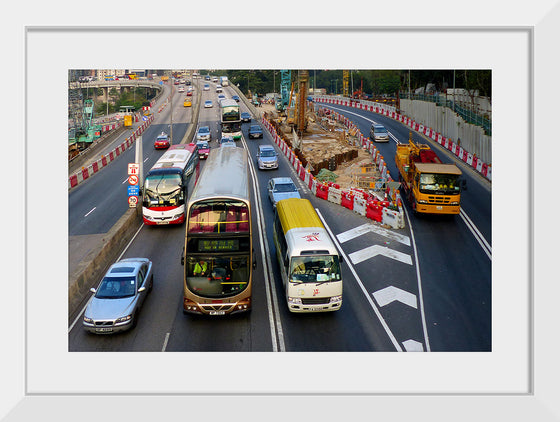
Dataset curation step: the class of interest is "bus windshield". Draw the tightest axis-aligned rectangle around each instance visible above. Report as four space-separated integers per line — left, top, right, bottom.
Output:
143 174 183 207
186 256 249 298
289 255 341 284
222 122 241 134
188 200 249 233
418 173 461 195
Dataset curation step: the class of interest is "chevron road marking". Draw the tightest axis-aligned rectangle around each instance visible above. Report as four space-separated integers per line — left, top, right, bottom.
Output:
349 244 413 266
337 223 411 246
402 339 424 352
372 285 418 309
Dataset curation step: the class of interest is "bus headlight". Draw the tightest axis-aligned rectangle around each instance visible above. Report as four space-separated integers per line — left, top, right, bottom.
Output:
288 297 302 305
329 295 342 303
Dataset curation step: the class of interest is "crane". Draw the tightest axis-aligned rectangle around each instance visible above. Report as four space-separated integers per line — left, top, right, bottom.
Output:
275 69 292 112
343 70 350 97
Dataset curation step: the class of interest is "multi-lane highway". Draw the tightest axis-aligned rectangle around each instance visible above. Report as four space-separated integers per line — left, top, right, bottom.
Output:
68 77 491 352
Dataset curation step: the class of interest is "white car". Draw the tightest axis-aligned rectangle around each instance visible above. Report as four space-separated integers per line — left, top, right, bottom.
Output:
204 100 213 108
267 177 301 207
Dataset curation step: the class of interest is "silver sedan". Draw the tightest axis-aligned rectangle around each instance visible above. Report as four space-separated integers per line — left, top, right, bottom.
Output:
83 258 153 334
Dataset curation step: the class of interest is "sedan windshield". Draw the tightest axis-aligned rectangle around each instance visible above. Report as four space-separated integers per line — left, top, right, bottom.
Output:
95 276 136 299
275 183 296 192
260 150 276 157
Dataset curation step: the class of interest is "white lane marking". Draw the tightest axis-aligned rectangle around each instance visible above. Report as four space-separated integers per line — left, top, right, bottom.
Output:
162 332 170 352
372 285 418 309
337 222 411 246
349 244 413 266
460 209 492 260
84 207 96 217
68 223 145 333
241 135 285 352
403 206 431 352
403 339 424 352
327 105 398 145
315 208 403 351
122 178 128 184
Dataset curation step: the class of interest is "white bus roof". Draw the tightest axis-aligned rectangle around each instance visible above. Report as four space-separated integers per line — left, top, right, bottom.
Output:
149 145 194 172
220 99 238 108
189 147 249 203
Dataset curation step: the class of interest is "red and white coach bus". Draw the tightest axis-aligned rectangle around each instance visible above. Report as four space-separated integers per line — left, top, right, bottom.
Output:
142 143 200 225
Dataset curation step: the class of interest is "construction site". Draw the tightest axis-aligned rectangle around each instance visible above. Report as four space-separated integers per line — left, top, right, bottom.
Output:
261 70 385 195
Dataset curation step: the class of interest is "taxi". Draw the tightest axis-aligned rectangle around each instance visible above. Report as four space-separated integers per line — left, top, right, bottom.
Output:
154 132 170 149
184 98 192 107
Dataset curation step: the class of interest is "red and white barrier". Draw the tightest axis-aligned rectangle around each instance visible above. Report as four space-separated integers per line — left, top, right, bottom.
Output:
68 114 155 190
313 95 491 182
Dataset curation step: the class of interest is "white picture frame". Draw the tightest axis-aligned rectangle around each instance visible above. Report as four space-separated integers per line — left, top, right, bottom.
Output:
5 0 556 419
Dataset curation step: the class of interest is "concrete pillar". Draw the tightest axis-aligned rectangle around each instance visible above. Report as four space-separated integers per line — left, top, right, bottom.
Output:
103 87 108 103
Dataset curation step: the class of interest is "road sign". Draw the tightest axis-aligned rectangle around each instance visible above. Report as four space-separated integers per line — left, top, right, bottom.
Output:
128 175 139 185
128 185 140 196
128 163 139 176
128 196 138 207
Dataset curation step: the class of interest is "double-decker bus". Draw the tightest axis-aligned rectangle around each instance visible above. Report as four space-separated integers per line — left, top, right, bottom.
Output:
273 198 343 312
220 98 242 141
142 143 200 225
181 147 254 315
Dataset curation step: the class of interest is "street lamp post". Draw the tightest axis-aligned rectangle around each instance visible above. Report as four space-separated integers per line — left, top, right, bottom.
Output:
169 70 173 145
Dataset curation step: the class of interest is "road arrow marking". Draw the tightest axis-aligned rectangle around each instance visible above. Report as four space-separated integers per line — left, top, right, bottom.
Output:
349 245 413 265
372 285 418 309
402 339 424 352
337 223 411 246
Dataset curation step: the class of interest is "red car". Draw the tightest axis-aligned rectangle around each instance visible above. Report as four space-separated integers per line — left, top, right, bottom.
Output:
196 141 210 159
154 132 170 149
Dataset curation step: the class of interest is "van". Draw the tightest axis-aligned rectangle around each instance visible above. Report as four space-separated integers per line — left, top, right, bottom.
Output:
272 198 343 312
369 124 389 142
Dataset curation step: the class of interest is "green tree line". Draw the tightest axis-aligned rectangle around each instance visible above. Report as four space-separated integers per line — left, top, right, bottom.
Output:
201 69 491 98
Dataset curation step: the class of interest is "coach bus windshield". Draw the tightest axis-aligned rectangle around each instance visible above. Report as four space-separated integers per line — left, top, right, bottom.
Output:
289 255 341 284
143 173 183 207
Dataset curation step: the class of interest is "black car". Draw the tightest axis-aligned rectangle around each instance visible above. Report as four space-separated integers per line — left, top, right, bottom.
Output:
248 124 263 139
241 112 251 123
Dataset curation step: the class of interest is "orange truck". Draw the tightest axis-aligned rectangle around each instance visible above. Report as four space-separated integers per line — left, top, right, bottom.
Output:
395 133 465 215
